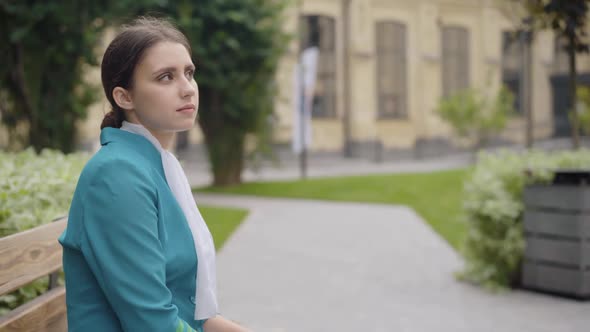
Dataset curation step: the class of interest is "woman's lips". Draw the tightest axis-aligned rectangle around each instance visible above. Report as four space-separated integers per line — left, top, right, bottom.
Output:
177 104 196 114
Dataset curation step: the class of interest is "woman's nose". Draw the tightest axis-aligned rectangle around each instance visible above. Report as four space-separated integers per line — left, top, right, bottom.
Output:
180 77 196 98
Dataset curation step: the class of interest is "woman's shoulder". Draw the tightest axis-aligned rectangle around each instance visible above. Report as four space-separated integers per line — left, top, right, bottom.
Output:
63 145 159 248
78 147 155 189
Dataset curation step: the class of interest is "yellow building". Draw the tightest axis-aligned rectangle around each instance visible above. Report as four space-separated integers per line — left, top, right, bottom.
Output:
265 0 590 160
67 0 590 157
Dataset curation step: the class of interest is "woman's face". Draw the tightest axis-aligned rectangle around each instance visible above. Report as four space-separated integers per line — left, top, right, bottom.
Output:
124 41 198 135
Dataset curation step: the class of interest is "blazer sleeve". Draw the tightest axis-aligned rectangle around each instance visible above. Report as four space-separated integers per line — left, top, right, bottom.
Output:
79 159 197 332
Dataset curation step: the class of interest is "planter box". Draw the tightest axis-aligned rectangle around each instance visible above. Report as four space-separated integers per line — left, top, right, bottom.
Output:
522 171 590 299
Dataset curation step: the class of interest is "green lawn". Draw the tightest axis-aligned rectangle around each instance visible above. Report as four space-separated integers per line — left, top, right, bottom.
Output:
200 205 249 251
196 169 470 249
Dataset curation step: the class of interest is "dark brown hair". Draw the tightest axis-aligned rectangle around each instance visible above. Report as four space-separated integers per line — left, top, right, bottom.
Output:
100 17 191 129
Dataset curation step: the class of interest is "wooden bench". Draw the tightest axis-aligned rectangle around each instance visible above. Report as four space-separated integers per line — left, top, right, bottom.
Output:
0 217 68 332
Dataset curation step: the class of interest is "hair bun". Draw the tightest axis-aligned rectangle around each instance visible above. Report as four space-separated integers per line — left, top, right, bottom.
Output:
100 110 122 129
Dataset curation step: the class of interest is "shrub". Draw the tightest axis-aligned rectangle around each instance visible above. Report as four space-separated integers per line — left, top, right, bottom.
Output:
0 148 89 314
437 86 515 148
575 86 590 136
458 149 590 290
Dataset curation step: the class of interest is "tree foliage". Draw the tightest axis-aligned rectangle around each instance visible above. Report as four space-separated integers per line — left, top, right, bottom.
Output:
437 87 516 148
525 0 590 148
0 1 157 152
1 1 290 186
145 0 290 185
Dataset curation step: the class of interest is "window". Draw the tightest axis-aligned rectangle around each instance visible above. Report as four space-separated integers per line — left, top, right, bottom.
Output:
441 26 470 97
502 31 523 114
300 15 337 118
376 21 408 119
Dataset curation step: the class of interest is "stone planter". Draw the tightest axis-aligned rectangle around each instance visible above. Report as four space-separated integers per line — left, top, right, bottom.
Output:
522 170 590 299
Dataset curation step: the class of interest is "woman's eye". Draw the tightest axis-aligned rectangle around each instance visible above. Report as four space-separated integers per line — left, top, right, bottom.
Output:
186 70 195 79
159 73 173 81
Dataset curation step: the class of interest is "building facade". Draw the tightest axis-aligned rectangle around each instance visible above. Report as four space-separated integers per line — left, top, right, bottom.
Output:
17 0 589 157
265 0 590 160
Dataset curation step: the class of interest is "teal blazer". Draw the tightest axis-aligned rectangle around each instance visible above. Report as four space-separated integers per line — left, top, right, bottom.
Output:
59 128 206 332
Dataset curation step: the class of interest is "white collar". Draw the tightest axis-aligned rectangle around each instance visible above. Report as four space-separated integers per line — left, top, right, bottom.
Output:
120 121 166 152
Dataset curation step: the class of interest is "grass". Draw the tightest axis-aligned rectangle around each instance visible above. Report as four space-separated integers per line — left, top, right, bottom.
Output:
200 205 249 251
195 168 470 250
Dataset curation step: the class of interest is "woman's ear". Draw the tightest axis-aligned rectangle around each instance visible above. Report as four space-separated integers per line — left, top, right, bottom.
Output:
112 87 134 111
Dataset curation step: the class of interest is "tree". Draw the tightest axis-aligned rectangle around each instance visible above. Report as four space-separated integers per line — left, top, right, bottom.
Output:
147 0 290 186
0 1 156 152
496 0 535 148
437 87 516 151
575 86 590 135
525 0 590 149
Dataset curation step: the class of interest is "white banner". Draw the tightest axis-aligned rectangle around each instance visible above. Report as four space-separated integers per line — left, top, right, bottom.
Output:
292 46 319 154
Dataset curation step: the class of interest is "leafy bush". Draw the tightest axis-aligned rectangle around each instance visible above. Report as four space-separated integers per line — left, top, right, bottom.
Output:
574 86 590 136
459 149 590 290
0 148 89 236
0 148 89 314
437 86 515 148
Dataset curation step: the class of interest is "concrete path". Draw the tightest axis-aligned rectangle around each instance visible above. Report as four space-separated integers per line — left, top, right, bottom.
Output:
196 194 590 332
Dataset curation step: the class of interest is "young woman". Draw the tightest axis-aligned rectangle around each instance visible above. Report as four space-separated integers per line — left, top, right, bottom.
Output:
58 17 249 332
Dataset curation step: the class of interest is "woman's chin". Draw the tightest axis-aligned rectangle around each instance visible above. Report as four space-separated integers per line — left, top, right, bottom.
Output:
174 119 197 132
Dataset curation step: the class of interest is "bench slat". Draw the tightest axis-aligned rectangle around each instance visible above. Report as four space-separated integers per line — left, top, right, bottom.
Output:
0 218 67 295
0 286 67 332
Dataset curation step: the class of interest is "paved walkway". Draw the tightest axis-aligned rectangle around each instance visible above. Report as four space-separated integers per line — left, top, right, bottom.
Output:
196 194 590 332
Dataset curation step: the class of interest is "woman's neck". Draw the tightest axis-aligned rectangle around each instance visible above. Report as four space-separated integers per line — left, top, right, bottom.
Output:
123 119 175 150
148 129 175 150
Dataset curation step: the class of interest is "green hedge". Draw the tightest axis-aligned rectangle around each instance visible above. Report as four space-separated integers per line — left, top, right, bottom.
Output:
458 148 590 290
0 148 90 237
0 148 90 314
